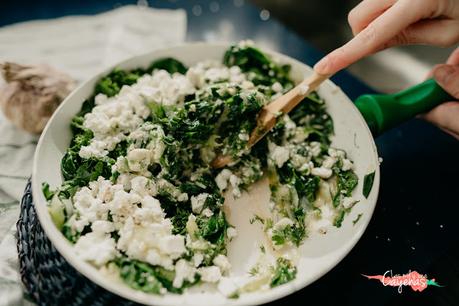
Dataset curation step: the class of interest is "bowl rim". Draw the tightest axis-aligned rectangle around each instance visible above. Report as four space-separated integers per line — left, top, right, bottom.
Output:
31 41 380 306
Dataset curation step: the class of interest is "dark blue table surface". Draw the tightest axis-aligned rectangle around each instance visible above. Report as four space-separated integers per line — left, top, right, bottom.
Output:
1 1 458 305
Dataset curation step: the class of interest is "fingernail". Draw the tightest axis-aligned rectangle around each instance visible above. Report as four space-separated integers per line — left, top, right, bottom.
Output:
314 56 329 74
434 65 456 83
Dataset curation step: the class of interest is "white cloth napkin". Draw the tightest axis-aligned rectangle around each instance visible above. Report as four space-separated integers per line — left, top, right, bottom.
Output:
0 6 186 305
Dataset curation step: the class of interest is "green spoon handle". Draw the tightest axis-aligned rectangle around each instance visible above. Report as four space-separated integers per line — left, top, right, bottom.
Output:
355 79 454 136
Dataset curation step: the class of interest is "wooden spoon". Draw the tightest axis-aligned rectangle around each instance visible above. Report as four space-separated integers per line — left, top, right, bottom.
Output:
211 71 332 169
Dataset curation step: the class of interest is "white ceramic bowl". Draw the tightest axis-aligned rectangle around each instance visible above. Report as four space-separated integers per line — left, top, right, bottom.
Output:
32 42 380 306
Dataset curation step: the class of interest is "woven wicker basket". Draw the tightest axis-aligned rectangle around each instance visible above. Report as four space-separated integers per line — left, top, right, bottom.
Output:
16 180 138 306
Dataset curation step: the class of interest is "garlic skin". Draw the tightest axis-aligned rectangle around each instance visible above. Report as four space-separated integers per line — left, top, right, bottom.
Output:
0 62 76 134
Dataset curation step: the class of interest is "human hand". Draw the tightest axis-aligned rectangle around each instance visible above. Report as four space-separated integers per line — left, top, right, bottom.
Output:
423 47 459 140
314 0 459 75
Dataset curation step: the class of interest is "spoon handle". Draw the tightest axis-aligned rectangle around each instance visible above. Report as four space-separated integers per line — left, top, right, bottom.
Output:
355 79 454 136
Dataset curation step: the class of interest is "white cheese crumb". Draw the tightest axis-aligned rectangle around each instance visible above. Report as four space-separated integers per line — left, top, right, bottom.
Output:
341 159 353 171
321 156 336 169
191 193 209 214
173 259 196 288
198 266 222 283
201 208 214 217
309 142 322 157
227 227 238 239
215 169 232 191
273 218 294 231
238 132 250 141
229 174 242 198
127 149 152 172
311 167 333 179
328 148 345 158
213 254 231 273
271 82 283 93
74 232 117 267
158 235 186 256
269 144 290 168
192 253 204 267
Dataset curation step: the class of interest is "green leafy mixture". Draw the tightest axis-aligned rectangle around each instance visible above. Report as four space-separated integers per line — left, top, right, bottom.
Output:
43 42 360 296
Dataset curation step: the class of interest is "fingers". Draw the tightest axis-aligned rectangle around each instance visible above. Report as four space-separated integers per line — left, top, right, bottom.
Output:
383 19 459 49
315 0 430 74
447 47 459 65
348 0 397 35
433 64 459 99
424 64 459 139
423 101 459 140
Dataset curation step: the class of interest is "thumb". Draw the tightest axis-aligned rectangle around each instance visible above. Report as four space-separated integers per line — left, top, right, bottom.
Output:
433 64 459 99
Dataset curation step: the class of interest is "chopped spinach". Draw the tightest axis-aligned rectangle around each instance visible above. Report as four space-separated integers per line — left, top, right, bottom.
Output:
148 58 188 74
42 182 55 201
43 43 361 295
363 171 376 198
116 258 196 294
270 258 297 288
352 213 363 226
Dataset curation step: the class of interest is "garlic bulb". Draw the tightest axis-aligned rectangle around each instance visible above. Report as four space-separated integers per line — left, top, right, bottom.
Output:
0 62 76 134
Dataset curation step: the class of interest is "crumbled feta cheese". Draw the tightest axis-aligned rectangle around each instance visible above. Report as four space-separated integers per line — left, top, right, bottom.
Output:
238 132 250 141
213 255 231 274
192 253 204 267
91 220 115 234
130 176 157 197
158 235 186 256
79 69 192 160
215 169 232 191
229 174 242 198
177 193 189 202
191 193 209 214
201 208 214 217
127 148 152 172
269 143 290 168
271 82 283 93
322 156 336 169
341 158 353 171
309 142 322 157
241 80 255 89
273 218 294 231
328 148 345 159
173 259 196 288
74 232 117 267
198 266 222 283
94 93 109 105
227 227 238 239
186 214 199 237
311 167 333 179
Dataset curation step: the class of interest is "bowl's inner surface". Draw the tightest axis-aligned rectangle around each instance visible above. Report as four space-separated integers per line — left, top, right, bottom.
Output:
32 43 380 306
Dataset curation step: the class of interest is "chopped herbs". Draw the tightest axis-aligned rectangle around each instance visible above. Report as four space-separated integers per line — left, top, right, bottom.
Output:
363 171 376 198
352 213 363 225
270 258 297 288
43 41 360 297
41 182 55 201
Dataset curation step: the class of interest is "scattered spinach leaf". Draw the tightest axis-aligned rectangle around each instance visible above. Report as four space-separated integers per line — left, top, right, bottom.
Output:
363 171 376 198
